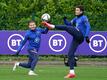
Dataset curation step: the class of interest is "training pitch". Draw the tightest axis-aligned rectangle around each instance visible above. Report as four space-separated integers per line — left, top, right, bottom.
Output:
0 64 107 80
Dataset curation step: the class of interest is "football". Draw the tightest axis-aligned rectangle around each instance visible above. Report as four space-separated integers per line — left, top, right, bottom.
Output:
41 13 50 21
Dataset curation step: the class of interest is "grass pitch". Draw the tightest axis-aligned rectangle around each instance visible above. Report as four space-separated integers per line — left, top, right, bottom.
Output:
0 65 107 80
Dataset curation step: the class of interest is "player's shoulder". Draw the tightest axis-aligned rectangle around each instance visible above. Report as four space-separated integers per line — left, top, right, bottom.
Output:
36 27 42 31
36 27 41 30
81 15 89 22
25 30 30 35
26 30 30 33
82 15 88 19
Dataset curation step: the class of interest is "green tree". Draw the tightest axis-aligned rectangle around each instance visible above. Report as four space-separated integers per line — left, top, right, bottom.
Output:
0 0 107 31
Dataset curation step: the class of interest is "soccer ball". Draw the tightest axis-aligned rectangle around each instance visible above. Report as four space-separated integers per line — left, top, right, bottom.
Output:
41 13 50 21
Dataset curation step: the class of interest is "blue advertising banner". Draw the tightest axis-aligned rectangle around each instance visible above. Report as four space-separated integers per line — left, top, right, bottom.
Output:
0 31 107 56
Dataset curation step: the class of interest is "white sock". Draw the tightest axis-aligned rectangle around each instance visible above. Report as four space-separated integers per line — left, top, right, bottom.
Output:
16 62 20 66
50 24 55 28
70 70 75 74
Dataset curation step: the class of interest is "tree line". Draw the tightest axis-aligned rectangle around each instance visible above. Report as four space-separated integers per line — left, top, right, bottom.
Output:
0 0 107 31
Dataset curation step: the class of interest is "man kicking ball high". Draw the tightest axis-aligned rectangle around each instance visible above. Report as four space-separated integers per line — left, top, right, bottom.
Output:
13 20 48 75
42 5 91 78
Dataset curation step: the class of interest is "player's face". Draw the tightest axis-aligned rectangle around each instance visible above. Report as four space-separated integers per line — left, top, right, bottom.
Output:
29 22 36 30
75 8 83 16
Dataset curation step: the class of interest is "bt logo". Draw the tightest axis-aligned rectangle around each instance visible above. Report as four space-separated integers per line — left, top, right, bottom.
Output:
52 39 63 46
49 34 67 52
89 34 107 53
7 34 24 52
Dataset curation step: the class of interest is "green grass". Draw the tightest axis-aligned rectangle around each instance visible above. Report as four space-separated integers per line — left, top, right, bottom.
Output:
0 65 107 80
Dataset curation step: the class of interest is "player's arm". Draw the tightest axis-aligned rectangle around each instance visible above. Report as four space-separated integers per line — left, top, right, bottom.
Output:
16 33 28 56
84 16 91 43
63 17 76 26
40 27 49 34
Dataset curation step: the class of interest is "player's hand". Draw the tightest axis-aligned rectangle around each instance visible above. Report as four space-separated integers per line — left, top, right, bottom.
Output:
64 56 69 67
85 37 90 44
64 62 69 67
15 51 20 57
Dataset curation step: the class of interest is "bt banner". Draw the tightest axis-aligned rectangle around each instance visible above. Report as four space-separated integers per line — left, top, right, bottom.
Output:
0 31 107 56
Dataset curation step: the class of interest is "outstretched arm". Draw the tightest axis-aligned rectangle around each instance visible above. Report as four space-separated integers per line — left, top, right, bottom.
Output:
41 28 49 34
17 33 28 54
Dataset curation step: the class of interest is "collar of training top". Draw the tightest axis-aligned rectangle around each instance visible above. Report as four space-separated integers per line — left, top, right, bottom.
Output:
30 28 36 32
77 13 84 18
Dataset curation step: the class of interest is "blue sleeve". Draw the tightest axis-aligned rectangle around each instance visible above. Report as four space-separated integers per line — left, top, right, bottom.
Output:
83 16 91 37
40 28 49 34
63 17 76 26
17 32 28 52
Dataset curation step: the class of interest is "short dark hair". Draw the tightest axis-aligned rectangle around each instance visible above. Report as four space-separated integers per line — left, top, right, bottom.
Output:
28 20 35 25
76 5 84 11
